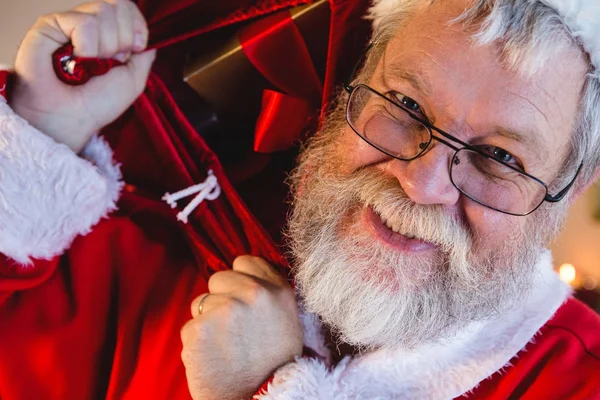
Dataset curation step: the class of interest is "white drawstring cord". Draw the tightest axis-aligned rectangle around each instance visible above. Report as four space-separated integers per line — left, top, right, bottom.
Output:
162 170 221 224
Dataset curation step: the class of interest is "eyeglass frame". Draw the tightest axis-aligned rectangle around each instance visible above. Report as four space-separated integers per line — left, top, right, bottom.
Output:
342 45 584 217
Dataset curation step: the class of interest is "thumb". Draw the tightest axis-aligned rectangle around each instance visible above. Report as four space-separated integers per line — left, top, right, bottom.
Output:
125 48 156 96
232 256 289 287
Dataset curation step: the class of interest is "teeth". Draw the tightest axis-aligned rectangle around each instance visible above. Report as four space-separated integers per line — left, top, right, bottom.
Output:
380 210 417 239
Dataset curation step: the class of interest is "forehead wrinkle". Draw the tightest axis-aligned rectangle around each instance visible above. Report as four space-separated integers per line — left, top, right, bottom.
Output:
382 44 443 98
504 89 550 127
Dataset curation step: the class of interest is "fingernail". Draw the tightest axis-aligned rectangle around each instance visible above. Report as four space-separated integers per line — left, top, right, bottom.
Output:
113 52 128 63
134 33 146 51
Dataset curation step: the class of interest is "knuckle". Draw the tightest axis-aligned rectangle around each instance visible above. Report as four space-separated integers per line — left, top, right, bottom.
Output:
182 319 208 342
208 270 226 285
191 320 209 339
232 255 250 270
271 285 297 310
244 280 270 305
80 14 99 29
181 347 195 366
114 0 130 11
97 1 114 15
220 296 241 316
180 319 195 341
180 348 188 363
34 14 53 27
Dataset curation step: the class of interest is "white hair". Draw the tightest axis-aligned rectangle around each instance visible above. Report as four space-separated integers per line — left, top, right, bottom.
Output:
366 0 600 190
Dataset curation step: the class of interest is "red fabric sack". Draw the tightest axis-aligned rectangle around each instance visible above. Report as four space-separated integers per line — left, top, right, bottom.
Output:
0 1 370 399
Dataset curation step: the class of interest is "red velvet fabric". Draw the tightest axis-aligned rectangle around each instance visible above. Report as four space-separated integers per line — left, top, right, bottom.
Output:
1 1 600 399
0 70 290 398
238 11 323 152
0 71 10 101
2 0 341 397
52 0 315 85
464 298 600 399
52 43 122 86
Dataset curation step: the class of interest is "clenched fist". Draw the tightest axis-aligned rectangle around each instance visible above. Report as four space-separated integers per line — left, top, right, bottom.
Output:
12 0 156 152
181 256 303 400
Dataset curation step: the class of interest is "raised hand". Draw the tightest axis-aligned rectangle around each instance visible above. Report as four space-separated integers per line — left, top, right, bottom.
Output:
12 0 156 152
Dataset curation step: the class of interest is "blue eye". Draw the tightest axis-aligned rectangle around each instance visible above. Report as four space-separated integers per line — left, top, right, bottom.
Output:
492 147 513 163
481 146 519 166
401 96 422 113
389 92 424 114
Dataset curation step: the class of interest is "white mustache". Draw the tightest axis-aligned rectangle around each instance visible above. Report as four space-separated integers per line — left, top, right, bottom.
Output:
327 168 473 256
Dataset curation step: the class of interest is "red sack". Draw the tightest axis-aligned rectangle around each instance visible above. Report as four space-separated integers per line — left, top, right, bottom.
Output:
0 1 370 399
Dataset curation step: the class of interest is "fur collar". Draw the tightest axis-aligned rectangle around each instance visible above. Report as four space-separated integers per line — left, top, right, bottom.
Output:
257 251 570 399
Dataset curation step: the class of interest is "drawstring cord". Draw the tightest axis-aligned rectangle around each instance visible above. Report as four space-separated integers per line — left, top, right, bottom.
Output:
162 170 221 223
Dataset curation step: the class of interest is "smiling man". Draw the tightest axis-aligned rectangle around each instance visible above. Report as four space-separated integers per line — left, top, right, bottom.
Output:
1 0 600 399
229 0 600 397
185 0 600 398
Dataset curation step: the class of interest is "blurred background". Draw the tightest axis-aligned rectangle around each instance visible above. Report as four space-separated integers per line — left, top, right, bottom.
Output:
1 0 599 312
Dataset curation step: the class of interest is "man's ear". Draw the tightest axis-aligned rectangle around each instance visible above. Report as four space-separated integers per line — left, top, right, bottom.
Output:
573 167 600 199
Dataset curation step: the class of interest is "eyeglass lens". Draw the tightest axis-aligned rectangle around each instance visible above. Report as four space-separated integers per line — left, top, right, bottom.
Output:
347 85 547 215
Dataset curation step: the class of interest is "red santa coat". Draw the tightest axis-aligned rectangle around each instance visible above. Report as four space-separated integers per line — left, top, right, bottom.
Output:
0 70 599 400
0 1 599 398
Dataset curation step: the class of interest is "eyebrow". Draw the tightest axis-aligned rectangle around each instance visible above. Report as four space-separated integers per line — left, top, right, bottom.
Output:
490 126 542 150
382 63 433 96
382 62 543 153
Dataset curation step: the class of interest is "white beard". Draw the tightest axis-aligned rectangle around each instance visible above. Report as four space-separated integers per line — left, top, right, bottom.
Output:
286 110 558 351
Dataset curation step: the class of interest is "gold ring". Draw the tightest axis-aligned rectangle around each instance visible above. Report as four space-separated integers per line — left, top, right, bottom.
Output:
197 294 211 316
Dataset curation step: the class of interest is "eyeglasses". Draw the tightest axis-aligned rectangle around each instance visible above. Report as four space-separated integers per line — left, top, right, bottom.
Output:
344 72 582 216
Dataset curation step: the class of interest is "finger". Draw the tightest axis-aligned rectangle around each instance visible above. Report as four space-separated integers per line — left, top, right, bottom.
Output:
96 2 119 58
72 0 106 14
207 270 259 296
190 293 211 318
233 256 288 286
189 293 240 318
75 1 146 54
180 317 201 346
106 0 134 53
32 12 100 57
125 49 156 96
125 1 149 52
73 2 121 58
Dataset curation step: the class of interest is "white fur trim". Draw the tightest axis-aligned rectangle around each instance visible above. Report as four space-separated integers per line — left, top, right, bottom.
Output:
367 0 600 71
540 0 600 72
258 251 571 399
298 308 332 365
0 99 122 264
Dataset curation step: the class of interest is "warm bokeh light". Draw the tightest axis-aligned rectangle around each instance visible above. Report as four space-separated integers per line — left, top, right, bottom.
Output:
559 264 577 285
583 277 598 291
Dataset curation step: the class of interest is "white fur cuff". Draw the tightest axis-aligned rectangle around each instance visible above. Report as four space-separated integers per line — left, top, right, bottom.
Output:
0 99 123 264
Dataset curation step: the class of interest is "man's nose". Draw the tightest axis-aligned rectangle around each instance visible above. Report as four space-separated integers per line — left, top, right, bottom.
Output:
387 143 461 206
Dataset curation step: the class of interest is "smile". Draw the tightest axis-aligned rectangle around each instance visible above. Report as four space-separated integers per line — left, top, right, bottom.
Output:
363 206 439 253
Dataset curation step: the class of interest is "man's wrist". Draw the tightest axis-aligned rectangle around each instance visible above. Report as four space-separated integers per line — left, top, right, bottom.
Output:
10 99 92 153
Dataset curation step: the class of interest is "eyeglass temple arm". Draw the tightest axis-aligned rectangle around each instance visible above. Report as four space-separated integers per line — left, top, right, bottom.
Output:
545 163 584 203
344 43 375 93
